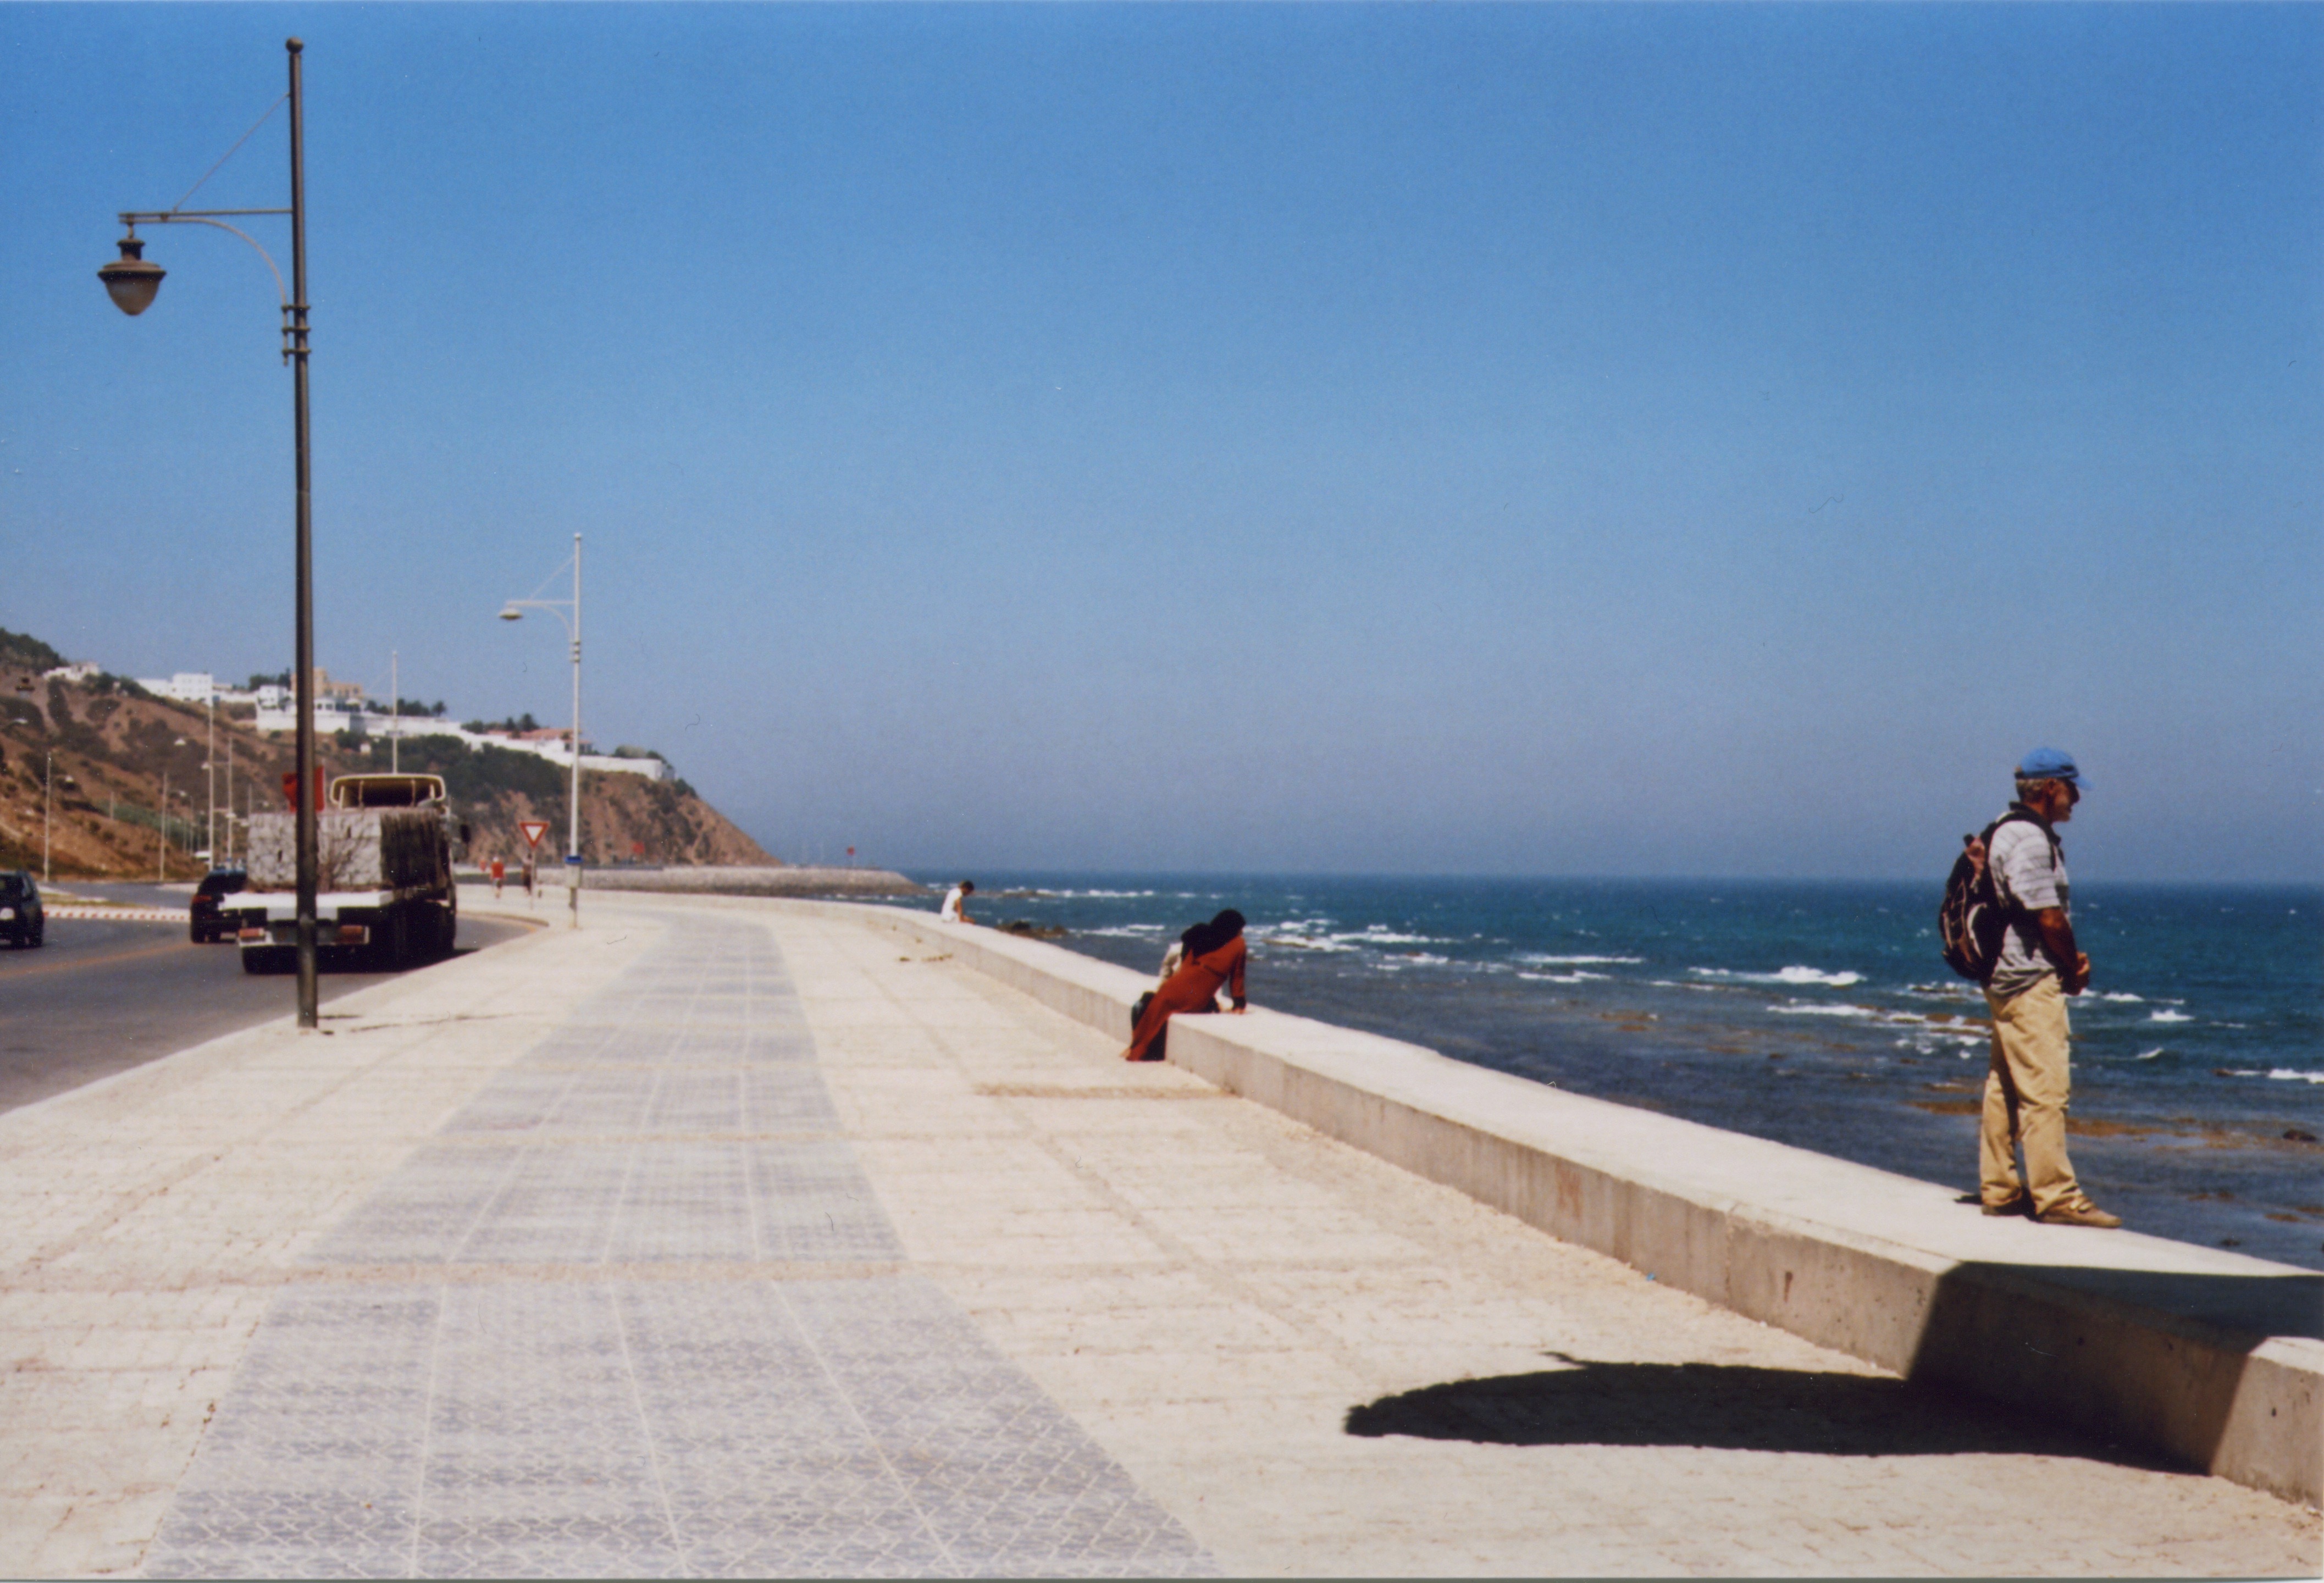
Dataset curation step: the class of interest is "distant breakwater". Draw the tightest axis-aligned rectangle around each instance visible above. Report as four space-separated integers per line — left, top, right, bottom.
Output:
578 865 925 899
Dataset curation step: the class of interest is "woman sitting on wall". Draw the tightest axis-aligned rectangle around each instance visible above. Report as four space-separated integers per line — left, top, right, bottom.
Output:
1122 909 1247 1062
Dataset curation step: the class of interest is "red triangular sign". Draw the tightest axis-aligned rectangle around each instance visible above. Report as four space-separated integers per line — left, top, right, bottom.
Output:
518 821 551 848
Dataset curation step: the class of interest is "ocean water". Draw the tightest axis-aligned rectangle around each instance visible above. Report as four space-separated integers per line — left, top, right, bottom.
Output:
916 874 2324 1270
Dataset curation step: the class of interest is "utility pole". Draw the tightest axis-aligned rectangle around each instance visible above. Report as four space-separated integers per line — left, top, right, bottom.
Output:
390 649 399 773
205 689 216 866
225 735 236 865
43 750 53 882
569 533 580 927
157 771 169 882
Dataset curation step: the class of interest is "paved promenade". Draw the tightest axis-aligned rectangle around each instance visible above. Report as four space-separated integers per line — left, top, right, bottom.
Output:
0 893 2315 1576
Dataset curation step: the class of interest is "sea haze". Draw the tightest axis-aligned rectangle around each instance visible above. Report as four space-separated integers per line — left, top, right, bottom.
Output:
905 874 2324 1271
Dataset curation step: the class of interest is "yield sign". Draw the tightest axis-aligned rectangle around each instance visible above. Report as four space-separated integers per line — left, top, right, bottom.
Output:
518 820 551 849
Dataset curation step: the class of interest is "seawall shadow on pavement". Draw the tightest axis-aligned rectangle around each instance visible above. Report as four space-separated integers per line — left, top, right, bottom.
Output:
1343 1353 2173 1466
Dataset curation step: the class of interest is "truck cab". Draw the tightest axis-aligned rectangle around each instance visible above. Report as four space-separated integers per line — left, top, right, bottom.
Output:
327 773 448 809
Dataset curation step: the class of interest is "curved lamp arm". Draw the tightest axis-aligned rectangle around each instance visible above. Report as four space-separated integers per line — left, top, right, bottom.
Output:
499 598 576 640
112 208 298 359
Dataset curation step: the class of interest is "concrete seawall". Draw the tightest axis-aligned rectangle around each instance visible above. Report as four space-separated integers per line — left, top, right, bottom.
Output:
723 894 2322 1509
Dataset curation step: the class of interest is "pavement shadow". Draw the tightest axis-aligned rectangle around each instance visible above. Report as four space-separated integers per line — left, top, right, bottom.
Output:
1344 1352 2165 1466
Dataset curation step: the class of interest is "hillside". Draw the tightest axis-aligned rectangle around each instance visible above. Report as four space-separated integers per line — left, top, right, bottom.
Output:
0 644 771 879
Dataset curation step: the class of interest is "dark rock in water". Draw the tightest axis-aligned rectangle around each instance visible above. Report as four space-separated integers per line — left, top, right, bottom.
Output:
1000 919 1067 939
2286 1128 2319 1143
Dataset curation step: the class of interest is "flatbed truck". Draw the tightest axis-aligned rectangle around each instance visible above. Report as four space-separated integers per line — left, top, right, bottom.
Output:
229 772 464 973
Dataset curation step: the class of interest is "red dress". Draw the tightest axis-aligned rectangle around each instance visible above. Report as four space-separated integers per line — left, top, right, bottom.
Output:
1126 937 1246 1061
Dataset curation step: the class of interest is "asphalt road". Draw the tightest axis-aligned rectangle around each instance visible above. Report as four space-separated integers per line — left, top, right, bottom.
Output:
0 883 533 1116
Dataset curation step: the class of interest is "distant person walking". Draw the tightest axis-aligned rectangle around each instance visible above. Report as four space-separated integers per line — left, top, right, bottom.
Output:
1124 909 1247 1062
490 857 506 898
939 880 975 925
1978 749 2120 1228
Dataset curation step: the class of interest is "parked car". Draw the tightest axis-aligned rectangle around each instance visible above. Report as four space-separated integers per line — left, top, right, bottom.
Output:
0 871 43 948
190 867 249 943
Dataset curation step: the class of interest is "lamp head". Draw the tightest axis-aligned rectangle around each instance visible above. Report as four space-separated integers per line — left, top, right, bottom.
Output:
499 605 524 622
98 232 164 317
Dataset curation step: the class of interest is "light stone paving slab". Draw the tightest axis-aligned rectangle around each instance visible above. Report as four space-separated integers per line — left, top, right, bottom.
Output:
0 904 655 1578
139 910 1209 1579
753 901 2324 1578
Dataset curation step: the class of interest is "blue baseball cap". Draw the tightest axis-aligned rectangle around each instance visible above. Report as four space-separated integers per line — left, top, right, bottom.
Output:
2017 747 2087 790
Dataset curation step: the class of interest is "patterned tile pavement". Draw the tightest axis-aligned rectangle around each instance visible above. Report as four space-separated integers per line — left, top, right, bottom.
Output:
144 917 1213 1578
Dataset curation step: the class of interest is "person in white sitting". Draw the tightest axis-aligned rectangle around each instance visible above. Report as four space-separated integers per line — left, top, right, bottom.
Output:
939 880 975 924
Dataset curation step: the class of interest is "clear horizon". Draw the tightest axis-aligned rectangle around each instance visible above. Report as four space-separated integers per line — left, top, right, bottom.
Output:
5 4 2317 885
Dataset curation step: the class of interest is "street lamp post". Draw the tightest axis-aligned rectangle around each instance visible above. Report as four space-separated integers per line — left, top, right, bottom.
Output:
42 750 53 883
500 533 584 927
101 38 320 1027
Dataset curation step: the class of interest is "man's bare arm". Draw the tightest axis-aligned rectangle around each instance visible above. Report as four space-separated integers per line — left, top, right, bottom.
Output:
2032 906 2090 994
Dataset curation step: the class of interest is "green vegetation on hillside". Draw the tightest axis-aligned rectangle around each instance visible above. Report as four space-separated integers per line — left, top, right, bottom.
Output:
357 733 569 806
0 627 65 672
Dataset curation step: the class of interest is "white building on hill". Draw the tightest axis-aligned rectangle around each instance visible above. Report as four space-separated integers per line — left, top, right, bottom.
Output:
245 705 669 781
118 661 670 782
135 671 221 704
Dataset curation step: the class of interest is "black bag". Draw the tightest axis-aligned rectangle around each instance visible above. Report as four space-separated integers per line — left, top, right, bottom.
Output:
1938 812 2041 982
1130 990 1155 1032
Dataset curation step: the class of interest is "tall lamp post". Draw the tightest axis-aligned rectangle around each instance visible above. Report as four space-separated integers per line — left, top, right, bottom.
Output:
500 533 584 927
101 38 320 1027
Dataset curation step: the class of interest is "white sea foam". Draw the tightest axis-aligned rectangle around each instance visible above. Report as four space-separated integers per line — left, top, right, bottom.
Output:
1352 926 1446 945
1519 970 1608 984
1257 932 1361 954
1767 1001 1883 1019
1082 925 1165 938
2268 1069 2324 1084
2148 1009 2193 1024
2097 992 2146 1004
2133 1048 2165 1061
1692 965 1863 988
1518 953 1644 966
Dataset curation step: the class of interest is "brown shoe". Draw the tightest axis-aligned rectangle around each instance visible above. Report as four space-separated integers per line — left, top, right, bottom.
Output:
1982 1194 2032 1217
2037 1199 2123 1229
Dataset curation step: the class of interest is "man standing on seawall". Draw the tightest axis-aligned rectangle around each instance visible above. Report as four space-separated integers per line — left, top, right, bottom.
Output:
1981 748 2121 1228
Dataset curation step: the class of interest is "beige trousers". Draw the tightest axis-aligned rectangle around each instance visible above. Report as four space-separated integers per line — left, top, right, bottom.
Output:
1980 976 2083 1215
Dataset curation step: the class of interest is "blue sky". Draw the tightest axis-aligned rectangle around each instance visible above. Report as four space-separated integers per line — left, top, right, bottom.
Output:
4 4 2317 881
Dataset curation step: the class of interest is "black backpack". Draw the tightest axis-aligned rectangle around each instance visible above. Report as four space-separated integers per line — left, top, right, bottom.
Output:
1938 811 2044 982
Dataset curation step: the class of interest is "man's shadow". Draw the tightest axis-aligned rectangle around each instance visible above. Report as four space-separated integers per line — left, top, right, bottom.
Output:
1345 1352 2165 1467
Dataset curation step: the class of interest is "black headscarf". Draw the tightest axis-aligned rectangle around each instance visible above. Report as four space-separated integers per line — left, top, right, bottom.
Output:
1182 909 1247 959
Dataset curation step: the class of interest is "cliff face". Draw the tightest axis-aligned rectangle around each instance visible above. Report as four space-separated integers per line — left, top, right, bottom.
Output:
0 659 771 879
